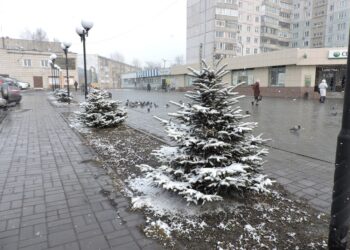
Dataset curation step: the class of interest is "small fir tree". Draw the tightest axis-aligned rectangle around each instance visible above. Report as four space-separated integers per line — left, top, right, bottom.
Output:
138 59 272 204
79 89 126 128
53 89 72 103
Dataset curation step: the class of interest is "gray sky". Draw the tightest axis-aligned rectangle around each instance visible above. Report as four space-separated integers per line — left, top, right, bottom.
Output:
0 0 186 66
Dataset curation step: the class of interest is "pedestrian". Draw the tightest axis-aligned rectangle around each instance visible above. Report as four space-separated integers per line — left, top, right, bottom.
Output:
330 78 334 91
147 83 151 92
341 76 346 90
74 81 78 92
318 79 328 103
251 80 261 106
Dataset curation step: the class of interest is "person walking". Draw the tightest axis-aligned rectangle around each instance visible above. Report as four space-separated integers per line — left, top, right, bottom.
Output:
147 83 151 92
318 79 328 103
251 80 261 106
74 81 78 92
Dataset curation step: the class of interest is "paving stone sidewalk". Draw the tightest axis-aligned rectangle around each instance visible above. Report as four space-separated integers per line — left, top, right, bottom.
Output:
0 92 161 250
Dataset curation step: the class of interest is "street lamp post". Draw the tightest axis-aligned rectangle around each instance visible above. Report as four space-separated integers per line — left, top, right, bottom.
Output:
76 20 93 99
49 54 57 90
61 42 72 101
329 33 350 249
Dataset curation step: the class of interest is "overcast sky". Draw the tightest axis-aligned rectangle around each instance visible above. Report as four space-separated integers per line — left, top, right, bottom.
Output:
0 0 186 66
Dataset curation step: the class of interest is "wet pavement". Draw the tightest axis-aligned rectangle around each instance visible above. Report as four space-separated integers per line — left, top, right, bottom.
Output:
0 91 161 250
0 88 339 250
106 89 342 212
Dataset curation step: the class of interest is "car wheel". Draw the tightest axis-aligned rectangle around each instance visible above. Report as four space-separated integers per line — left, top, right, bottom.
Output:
1 85 9 99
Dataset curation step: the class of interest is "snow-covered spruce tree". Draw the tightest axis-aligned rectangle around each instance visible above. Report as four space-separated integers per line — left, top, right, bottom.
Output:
53 89 72 103
79 89 126 128
138 59 272 204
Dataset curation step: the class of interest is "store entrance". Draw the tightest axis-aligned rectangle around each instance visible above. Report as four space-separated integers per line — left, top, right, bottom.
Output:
316 66 347 92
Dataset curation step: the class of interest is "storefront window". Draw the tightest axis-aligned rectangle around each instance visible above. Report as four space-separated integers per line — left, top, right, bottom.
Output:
269 66 286 86
232 70 254 86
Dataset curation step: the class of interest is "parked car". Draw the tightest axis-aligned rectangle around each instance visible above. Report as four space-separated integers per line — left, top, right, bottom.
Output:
17 81 30 89
1 81 22 104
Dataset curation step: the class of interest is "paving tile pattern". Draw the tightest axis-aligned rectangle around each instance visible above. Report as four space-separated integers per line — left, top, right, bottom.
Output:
0 92 162 250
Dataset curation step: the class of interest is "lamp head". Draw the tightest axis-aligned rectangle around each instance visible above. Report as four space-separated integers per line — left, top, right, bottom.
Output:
50 53 57 61
81 20 93 31
76 27 84 36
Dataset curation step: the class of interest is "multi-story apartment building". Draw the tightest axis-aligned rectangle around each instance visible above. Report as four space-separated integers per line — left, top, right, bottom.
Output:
0 37 77 89
77 55 139 89
186 0 293 64
291 0 350 48
187 0 350 63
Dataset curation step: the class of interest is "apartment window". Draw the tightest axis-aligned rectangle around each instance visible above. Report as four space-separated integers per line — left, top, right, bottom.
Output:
216 31 224 38
255 27 259 33
254 38 258 43
304 41 309 46
304 31 309 37
246 48 250 54
338 23 346 30
254 48 258 54
226 21 236 28
225 43 234 50
216 8 238 17
269 66 285 86
306 21 310 27
247 15 251 21
41 60 49 68
255 16 259 22
247 26 251 32
246 37 251 43
216 20 225 27
256 6 259 12
23 59 32 67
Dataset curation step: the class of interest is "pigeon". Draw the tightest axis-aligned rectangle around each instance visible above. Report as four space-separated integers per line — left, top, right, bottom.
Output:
331 111 337 116
125 100 129 106
147 107 150 113
165 104 170 108
245 111 250 115
290 125 301 132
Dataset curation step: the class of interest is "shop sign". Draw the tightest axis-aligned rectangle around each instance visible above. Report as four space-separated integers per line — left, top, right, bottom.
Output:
328 50 348 59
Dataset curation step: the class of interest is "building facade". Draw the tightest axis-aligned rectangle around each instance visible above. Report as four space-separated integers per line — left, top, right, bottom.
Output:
187 0 350 64
125 47 348 98
291 0 350 48
0 37 77 89
186 0 293 64
77 55 138 89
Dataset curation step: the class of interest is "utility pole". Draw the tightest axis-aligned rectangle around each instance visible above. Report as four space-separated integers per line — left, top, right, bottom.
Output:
329 32 350 249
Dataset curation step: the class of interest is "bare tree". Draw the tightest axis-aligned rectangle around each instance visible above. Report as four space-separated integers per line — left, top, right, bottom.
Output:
132 58 142 69
20 28 49 41
144 61 161 69
110 52 125 63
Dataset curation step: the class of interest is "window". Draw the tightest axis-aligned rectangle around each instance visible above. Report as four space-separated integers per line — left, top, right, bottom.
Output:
255 27 259 33
216 31 224 37
255 16 259 22
216 20 225 27
246 48 250 54
216 8 238 17
269 66 286 86
246 37 251 43
23 59 32 67
247 26 251 32
254 38 258 43
254 48 258 54
41 60 49 68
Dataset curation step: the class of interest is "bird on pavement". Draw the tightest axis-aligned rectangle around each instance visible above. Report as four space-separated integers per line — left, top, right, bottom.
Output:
289 125 301 133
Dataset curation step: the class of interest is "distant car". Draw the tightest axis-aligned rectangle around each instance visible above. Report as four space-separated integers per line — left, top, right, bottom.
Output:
17 81 30 89
1 81 22 104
